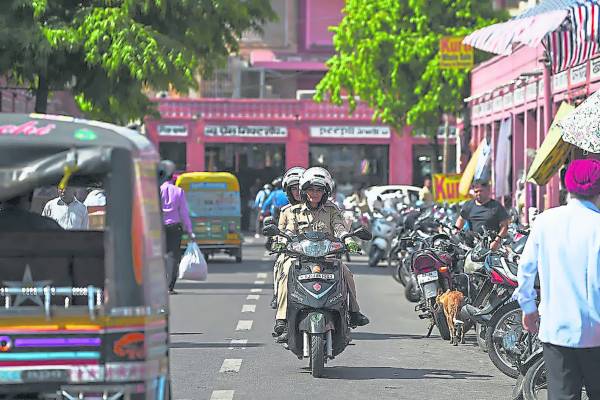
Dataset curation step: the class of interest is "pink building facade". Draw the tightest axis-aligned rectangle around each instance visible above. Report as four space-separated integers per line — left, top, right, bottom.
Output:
466 44 600 219
146 98 442 187
149 0 455 194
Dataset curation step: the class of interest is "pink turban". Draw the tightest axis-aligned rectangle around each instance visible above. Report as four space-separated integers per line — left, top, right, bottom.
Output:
565 159 600 197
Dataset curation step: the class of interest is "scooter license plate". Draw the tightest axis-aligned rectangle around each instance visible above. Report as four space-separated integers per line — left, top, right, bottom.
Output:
298 273 335 281
417 271 438 284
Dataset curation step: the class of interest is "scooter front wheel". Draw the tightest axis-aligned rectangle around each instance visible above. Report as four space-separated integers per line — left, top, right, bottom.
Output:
310 333 325 378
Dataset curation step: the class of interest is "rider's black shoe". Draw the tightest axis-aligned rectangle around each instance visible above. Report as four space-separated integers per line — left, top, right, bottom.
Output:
270 295 277 309
273 319 287 337
349 312 370 327
275 328 288 343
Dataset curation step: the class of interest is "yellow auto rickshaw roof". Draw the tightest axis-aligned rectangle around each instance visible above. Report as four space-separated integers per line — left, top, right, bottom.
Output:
176 172 240 191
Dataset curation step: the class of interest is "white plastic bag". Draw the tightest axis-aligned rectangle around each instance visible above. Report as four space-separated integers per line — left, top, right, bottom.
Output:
178 242 207 281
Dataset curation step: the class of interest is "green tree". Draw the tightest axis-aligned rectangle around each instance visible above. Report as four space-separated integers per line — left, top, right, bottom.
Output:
0 0 274 123
315 0 505 170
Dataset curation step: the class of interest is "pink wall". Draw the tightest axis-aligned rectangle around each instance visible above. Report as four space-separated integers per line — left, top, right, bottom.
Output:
303 0 344 49
470 45 543 95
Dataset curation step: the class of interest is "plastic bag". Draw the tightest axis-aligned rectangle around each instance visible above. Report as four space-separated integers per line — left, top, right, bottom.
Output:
178 242 207 281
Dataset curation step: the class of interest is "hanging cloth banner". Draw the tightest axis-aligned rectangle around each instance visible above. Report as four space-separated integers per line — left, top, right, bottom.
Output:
495 118 513 198
459 140 485 196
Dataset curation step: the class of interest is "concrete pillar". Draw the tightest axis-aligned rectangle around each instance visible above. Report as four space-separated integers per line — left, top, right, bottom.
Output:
285 124 309 168
524 110 537 223
189 119 205 171
512 114 524 205
389 127 413 184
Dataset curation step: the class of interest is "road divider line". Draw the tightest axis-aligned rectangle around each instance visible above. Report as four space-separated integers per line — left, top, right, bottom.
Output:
257 272 268 279
236 320 253 331
241 304 256 313
210 390 235 400
246 294 260 300
229 339 248 349
253 280 265 285
220 359 243 373
250 288 262 293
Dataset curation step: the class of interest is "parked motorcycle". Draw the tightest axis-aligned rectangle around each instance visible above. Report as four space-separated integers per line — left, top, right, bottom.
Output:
263 224 372 378
411 234 464 340
368 208 397 268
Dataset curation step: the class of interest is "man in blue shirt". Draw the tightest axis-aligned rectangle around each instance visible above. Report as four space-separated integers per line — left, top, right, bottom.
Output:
516 159 600 399
261 177 289 221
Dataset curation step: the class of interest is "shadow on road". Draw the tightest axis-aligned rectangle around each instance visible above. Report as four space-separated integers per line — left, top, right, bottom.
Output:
350 332 427 341
169 341 264 349
175 282 272 290
321 366 493 381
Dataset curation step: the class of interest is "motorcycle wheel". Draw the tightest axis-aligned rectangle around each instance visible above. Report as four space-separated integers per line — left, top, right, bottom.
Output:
512 373 524 400
486 301 521 379
399 261 412 286
389 254 402 283
369 247 383 268
522 357 546 400
310 333 325 378
431 299 451 341
476 323 488 353
404 278 421 303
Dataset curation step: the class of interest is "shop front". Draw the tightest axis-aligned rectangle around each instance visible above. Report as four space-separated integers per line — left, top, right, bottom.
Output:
146 99 451 225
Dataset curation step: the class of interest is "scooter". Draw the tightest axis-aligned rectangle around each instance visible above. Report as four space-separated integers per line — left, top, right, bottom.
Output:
263 224 372 378
368 209 397 268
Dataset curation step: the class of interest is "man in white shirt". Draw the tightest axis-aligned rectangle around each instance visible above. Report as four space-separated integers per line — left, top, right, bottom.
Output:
42 186 89 230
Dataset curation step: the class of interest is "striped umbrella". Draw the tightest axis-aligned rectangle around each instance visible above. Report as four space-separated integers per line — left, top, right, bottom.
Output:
463 0 600 72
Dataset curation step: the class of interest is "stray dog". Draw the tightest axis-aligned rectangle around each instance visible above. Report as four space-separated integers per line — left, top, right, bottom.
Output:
436 289 465 346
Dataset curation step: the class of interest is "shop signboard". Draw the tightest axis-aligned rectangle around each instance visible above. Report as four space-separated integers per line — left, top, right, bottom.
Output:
433 173 471 204
526 82 538 101
158 124 188 137
309 126 391 139
204 125 288 137
590 57 600 80
553 70 568 92
513 87 525 106
503 93 513 109
439 37 474 69
570 64 587 86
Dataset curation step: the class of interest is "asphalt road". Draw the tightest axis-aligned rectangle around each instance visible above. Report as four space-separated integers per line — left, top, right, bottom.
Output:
168 238 515 400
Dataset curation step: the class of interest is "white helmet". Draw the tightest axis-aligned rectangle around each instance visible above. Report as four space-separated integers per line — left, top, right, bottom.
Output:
283 167 306 191
300 167 334 193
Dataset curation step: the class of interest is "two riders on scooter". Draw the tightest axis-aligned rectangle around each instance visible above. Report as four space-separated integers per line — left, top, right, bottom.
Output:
272 167 370 343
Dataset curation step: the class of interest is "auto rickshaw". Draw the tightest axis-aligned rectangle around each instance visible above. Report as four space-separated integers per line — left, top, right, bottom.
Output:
175 172 243 262
0 114 171 399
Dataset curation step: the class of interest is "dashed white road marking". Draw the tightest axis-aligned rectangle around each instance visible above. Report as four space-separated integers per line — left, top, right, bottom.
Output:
210 390 235 400
241 304 256 313
236 320 253 331
250 288 263 293
246 294 260 300
229 339 248 349
253 280 265 285
257 272 268 279
220 359 243 373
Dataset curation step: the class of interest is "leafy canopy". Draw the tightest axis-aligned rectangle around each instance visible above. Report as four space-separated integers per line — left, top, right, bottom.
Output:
0 0 274 122
315 0 505 133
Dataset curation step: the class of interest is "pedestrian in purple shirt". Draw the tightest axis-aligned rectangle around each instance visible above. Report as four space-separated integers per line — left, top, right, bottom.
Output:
158 160 195 294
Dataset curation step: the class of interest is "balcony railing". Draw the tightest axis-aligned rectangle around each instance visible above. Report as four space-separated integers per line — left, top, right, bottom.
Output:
154 98 376 121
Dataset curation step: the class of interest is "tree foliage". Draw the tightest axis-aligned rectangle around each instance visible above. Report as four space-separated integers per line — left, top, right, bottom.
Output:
315 0 506 133
0 0 274 122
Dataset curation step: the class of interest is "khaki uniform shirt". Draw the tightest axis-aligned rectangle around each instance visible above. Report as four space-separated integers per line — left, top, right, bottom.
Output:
283 201 349 238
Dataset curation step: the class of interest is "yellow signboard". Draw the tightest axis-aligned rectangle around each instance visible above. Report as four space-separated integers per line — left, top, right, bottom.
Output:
440 37 474 69
433 173 471 204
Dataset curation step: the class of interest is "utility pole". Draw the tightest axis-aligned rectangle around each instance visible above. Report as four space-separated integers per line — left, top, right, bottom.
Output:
442 114 449 174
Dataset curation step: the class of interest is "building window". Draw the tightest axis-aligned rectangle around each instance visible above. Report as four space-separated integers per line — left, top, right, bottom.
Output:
158 142 187 171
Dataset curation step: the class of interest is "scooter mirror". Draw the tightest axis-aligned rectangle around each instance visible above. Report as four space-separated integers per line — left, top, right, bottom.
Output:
262 224 280 237
353 227 372 241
